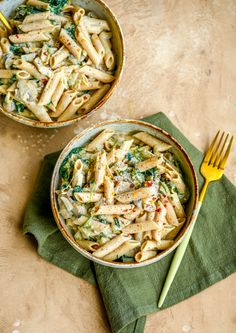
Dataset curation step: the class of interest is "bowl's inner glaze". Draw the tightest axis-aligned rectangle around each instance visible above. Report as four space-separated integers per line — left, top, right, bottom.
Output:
52 120 198 268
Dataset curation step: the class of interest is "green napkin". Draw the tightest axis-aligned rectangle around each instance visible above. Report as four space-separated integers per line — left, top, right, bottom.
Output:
23 112 236 333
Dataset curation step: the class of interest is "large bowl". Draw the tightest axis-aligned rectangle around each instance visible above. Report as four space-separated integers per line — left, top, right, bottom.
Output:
0 0 125 128
51 119 199 268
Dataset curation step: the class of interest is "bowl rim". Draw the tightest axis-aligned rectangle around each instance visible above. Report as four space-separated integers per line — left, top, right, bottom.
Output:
0 0 125 129
50 119 199 268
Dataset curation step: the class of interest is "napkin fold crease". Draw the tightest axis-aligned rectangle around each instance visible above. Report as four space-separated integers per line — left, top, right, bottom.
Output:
23 112 236 333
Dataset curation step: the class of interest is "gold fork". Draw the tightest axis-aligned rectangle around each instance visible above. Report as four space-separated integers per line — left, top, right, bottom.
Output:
158 131 234 307
0 11 12 33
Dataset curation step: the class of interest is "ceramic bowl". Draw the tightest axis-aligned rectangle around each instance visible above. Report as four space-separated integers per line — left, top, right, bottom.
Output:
0 0 125 128
51 119 199 268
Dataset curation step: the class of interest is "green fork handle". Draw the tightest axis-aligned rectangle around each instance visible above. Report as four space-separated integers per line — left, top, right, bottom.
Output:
158 180 209 308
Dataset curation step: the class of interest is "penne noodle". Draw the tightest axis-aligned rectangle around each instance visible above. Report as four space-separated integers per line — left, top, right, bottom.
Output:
27 0 50 10
50 78 65 110
51 90 77 118
38 71 62 105
0 69 18 79
19 20 54 33
33 57 53 78
86 129 114 152
103 240 140 262
92 234 131 258
164 221 185 240
122 221 158 234
104 175 114 204
133 132 172 151
50 46 70 69
115 186 157 203
78 81 103 91
75 27 100 67
23 100 52 122
23 11 51 24
58 94 90 121
0 37 11 53
73 8 86 25
78 65 115 83
79 84 110 113
76 239 99 252
135 250 157 263
136 156 160 172
125 207 142 221
14 59 44 80
74 192 102 203
83 16 110 34
9 32 49 43
107 139 133 164
91 34 105 58
71 160 84 187
162 198 179 226
99 31 115 70
92 204 135 215
169 192 186 218
94 150 107 190
59 28 82 61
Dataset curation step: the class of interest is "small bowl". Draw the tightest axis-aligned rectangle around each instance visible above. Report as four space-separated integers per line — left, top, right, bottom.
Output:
51 119 199 268
0 0 125 128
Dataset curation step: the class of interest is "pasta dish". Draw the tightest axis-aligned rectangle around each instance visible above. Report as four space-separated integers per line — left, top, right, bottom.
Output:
0 0 116 122
56 129 189 263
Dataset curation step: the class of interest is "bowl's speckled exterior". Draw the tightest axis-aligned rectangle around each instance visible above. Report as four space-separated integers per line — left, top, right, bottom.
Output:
0 0 125 128
51 119 199 268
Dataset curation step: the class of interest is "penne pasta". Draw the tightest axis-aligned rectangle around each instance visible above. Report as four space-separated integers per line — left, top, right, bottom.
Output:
136 156 160 172
76 239 99 252
59 28 82 61
122 221 158 234
78 65 115 83
74 192 102 203
51 90 77 118
58 94 90 121
38 71 62 105
50 46 70 69
79 83 110 113
92 234 131 258
75 27 100 67
91 34 105 58
103 240 140 262
115 186 157 203
14 59 44 80
104 176 114 205
23 11 51 24
99 31 115 70
27 0 50 10
94 150 107 190
9 32 49 43
83 16 110 34
135 250 157 263
92 204 135 215
19 20 54 33
86 129 114 152
134 132 172 151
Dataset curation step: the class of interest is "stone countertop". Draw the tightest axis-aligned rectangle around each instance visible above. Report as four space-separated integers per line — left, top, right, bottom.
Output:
0 0 236 332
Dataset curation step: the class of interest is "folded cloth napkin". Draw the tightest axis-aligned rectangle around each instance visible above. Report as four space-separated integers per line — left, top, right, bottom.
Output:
23 112 236 333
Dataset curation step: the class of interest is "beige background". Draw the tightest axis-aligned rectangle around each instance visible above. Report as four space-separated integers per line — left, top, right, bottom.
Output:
0 0 236 332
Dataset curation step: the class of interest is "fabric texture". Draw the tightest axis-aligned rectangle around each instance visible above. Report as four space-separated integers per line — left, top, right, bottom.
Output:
23 112 236 333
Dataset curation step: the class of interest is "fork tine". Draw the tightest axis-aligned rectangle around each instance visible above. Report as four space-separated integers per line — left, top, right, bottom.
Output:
210 131 225 165
219 136 234 170
214 133 229 167
204 130 220 163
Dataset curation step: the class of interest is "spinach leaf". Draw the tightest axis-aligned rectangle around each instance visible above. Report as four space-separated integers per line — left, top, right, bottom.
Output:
114 218 121 228
10 44 27 56
65 23 76 39
15 101 25 113
8 74 17 86
48 0 69 14
73 185 83 193
13 5 46 20
97 216 109 225
117 255 134 263
0 79 3 86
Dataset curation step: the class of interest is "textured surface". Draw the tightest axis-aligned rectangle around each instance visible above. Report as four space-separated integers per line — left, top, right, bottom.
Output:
0 1 236 333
